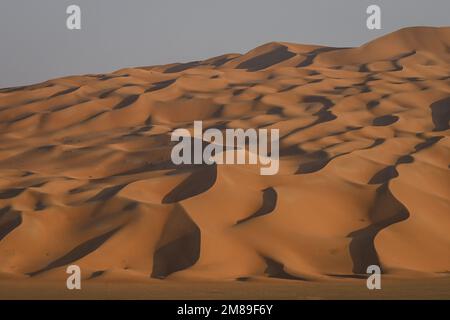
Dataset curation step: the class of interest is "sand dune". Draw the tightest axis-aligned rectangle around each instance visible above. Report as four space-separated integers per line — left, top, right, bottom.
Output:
0 27 449 290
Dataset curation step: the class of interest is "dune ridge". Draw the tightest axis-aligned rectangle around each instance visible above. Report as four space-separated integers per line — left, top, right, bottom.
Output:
0 27 449 283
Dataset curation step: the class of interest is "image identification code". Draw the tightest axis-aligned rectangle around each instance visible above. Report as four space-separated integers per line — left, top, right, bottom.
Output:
177 304 273 318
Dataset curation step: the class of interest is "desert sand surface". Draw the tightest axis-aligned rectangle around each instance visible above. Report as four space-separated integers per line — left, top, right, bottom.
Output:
1 277 450 300
0 26 449 299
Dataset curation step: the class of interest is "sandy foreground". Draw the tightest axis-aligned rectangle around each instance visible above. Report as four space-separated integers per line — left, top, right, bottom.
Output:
0 26 449 299
1 277 450 300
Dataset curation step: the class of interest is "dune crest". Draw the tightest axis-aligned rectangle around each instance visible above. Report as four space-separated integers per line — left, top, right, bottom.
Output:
0 27 449 282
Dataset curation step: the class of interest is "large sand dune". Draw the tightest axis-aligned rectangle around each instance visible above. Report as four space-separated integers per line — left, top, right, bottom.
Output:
0 27 449 293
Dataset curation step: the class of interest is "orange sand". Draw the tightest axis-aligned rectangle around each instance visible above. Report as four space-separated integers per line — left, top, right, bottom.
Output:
0 27 449 297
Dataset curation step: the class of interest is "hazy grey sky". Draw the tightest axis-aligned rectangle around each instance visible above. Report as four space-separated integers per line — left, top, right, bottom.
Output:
0 0 449 88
